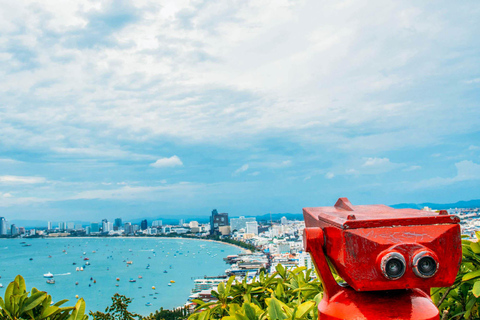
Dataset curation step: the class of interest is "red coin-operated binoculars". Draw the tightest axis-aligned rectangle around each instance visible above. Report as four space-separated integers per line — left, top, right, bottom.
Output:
303 198 461 320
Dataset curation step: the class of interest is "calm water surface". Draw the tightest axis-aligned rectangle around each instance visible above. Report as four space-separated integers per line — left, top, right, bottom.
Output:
0 238 242 315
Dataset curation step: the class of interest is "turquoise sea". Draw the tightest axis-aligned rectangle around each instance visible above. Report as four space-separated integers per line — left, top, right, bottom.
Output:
0 238 243 315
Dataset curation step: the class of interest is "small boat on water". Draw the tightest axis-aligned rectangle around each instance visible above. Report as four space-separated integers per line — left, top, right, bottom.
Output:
168 283 171 286
76 267 80 271
44 272 54 278
129 279 136 283
145 302 152 306
46 279 55 284
0 284 3 288
138 276 143 279
170 280 175 283
163 270 167 273
126 261 133 265
29 258 33 261
84 258 89 261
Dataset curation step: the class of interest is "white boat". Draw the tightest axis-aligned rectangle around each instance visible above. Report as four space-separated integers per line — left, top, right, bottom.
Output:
0 283 3 288
43 272 54 278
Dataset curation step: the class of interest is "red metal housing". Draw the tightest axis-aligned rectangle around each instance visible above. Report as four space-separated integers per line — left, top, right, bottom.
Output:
303 198 462 320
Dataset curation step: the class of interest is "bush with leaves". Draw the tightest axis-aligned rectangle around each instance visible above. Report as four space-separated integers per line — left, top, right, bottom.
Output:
0 275 87 320
90 293 142 320
189 265 322 320
432 232 480 319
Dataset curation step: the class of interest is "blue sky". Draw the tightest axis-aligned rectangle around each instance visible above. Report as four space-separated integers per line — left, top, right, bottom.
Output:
1 0 480 221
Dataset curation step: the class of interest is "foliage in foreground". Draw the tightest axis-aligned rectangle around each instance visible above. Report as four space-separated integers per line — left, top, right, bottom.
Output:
189 264 322 320
432 232 480 319
0 275 87 320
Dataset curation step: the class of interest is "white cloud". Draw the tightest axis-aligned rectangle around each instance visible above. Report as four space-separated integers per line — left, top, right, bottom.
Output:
233 164 249 175
69 183 201 201
325 172 335 179
248 171 260 176
464 78 480 84
150 156 183 168
469 145 479 151
0 192 13 198
0 158 21 164
0 0 478 156
403 165 421 172
363 157 391 167
414 160 480 189
0 176 46 184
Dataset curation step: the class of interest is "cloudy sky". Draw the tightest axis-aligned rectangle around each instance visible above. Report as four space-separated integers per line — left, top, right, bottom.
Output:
1 0 479 221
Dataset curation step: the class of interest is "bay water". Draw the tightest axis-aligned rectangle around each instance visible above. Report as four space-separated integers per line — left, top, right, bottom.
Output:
0 237 242 315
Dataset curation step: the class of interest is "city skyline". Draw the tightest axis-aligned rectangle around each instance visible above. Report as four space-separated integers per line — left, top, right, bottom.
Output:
1 1 480 220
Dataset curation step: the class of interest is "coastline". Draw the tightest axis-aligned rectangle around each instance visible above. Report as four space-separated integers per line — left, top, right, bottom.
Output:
21 235 249 252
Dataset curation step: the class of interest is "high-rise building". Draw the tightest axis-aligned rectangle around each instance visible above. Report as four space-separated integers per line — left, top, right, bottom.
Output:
152 220 162 227
10 224 18 236
58 222 66 231
1 217 8 235
179 219 185 226
47 221 53 230
230 216 256 232
101 219 108 232
67 222 75 230
281 216 288 225
141 219 148 230
114 218 122 231
75 224 83 231
246 221 259 235
210 209 229 235
90 222 100 233
124 223 133 234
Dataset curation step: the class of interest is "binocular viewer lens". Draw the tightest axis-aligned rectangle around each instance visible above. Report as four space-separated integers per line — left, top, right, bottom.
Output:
381 250 438 280
386 258 405 278
381 252 406 280
418 257 436 276
413 252 438 278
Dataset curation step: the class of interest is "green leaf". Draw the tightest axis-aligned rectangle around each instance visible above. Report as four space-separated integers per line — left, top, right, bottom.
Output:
470 242 480 254
472 281 480 298
463 270 480 282
67 298 86 320
40 305 60 319
267 298 287 320
274 283 285 298
244 303 256 320
20 292 46 313
294 301 315 319
4 282 15 312
53 299 69 307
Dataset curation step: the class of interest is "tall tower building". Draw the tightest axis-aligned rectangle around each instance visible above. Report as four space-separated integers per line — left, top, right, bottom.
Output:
210 209 229 235
114 218 122 231
1 217 8 235
140 219 148 230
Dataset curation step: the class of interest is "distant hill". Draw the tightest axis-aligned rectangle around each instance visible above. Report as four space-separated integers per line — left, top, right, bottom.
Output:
391 199 480 210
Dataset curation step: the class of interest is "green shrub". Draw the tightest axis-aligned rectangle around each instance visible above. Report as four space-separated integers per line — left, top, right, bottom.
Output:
0 275 87 320
189 265 322 320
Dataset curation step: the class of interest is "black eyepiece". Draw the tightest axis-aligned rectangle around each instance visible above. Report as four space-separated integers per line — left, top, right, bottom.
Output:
413 252 438 278
386 258 405 278
381 252 406 280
